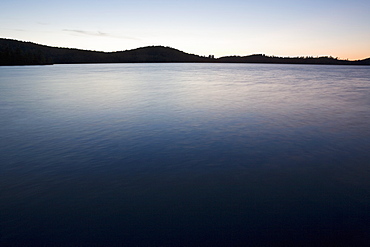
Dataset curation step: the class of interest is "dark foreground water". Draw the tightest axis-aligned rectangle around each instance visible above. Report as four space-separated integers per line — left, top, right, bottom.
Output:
1 63 369 246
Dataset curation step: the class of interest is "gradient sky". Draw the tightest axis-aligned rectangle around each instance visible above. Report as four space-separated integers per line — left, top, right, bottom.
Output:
1 0 369 60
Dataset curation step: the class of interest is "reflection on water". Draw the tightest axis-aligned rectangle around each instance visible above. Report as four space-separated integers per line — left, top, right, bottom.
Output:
0 64 370 245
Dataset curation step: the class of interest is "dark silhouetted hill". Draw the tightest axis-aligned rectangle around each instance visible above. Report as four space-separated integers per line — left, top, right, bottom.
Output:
110 46 212 63
1 38 369 66
358 58 370 65
0 38 212 65
217 54 370 65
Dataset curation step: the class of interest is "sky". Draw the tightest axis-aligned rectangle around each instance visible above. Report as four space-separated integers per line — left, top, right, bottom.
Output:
1 0 370 60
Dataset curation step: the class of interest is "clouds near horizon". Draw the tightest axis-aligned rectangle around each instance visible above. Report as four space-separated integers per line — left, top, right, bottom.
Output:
1 0 369 59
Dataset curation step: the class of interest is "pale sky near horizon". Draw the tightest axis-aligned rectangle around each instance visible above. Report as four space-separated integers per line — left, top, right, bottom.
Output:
1 0 369 60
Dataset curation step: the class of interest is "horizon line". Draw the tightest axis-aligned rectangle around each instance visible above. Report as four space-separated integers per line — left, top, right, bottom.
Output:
1 37 369 61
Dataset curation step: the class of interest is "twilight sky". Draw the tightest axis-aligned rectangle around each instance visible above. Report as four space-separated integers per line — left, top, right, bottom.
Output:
1 0 369 60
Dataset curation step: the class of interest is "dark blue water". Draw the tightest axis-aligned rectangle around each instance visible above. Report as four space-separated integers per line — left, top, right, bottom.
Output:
1 63 369 246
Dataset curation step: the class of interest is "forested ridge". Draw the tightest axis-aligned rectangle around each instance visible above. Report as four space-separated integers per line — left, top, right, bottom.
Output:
1 38 369 66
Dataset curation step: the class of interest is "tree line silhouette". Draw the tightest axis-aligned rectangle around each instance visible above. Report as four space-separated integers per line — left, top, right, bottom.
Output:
1 38 369 66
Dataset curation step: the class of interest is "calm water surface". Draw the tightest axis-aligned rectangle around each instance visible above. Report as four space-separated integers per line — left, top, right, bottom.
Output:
1 63 369 246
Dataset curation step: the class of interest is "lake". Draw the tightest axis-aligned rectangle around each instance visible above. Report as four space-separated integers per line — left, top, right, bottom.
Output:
0 63 369 246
